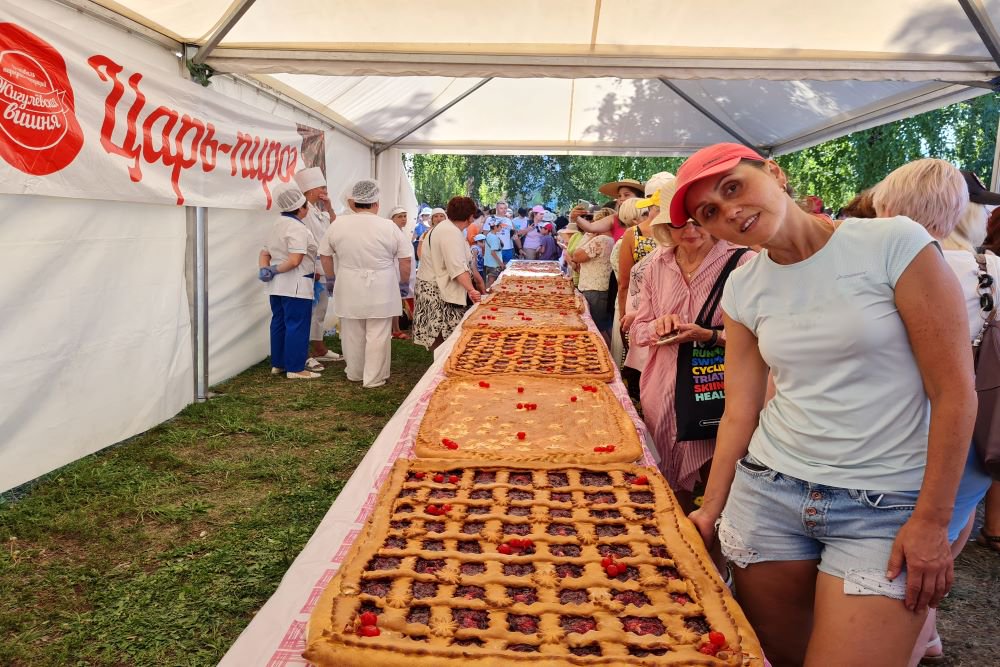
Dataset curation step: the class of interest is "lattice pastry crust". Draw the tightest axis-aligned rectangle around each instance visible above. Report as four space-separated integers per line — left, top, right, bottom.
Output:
506 260 563 275
445 329 614 382
464 305 586 331
492 276 576 296
414 375 641 463
480 290 585 312
304 460 764 667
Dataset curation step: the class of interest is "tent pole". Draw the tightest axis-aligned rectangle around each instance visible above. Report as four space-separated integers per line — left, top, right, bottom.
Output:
192 0 259 65
186 206 210 402
992 110 1000 191
957 0 1000 69
657 78 759 151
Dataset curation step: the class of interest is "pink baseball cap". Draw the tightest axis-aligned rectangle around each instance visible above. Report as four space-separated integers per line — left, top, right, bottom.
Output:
530 205 546 213
669 143 765 227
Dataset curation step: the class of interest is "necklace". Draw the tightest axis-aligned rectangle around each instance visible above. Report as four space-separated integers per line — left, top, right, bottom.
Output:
676 246 709 279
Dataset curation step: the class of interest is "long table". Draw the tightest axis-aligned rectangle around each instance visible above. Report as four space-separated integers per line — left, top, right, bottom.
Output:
219 296 655 667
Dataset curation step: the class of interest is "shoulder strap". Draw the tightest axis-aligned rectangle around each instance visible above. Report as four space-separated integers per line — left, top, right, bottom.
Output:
695 248 749 327
974 253 997 349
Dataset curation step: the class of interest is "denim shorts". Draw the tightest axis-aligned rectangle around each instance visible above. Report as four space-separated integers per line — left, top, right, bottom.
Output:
718 454 924 599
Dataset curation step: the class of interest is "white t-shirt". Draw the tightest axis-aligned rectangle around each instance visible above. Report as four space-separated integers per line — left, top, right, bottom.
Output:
264 214 318 299
319 212 413 319
944 250 1000 342
721 216 936 490
488 215 513 250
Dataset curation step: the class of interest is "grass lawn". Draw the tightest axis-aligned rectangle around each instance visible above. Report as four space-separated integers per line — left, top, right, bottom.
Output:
0 338 433 667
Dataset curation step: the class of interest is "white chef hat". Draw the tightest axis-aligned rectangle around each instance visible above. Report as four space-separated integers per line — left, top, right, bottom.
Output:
275 184 306 212
430 207 446 217
294 167 326 192
349 179 380 204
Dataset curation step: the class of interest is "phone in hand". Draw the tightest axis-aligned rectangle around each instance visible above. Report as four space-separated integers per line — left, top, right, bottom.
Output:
655 333 681 346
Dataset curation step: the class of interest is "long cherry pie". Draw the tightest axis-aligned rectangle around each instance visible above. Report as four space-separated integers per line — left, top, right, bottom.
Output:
445 329 614 382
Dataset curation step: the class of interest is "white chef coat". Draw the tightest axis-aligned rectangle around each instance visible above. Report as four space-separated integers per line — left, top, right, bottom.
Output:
395 225 417 297
301 202 331 277
319 212 413 318
264 213 318 299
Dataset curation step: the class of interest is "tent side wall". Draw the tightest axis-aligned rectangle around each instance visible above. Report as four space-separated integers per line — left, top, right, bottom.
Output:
0 4 393 492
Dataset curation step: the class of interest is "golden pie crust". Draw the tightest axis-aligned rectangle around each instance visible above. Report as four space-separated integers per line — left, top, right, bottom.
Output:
480 290 584 312
304 460 764 667
445 329 614 382
506 260 563 274
492 276 575 296
414 375 641 463
463 305 586 331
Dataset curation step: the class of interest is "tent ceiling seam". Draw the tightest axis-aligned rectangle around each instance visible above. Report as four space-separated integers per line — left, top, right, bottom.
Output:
657 78 760 150
192 0 258 65
957 0 1000 68
48 0 181 52
374 78 493 155
590 0 602 49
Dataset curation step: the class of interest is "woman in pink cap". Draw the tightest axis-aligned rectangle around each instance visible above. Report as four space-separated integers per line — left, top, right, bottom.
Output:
676 144 974 666
518 205 546 259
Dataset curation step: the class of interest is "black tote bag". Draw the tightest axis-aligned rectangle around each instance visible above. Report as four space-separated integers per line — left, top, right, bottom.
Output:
674 249 748 442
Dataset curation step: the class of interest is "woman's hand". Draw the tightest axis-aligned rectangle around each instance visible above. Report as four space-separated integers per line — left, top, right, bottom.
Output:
670 322 713 344
886 517 954 612
653 314 682 338
469 290 482 304
688 508 719 550
620 312 637 333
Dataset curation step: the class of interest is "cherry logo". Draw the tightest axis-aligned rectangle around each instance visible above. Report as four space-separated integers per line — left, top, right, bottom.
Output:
0 22 83 175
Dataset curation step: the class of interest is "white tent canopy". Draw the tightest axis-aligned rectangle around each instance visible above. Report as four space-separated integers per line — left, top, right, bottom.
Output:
77 0 1000 156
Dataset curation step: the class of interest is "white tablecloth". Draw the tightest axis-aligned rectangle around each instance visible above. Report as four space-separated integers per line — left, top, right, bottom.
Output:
219 294 655 667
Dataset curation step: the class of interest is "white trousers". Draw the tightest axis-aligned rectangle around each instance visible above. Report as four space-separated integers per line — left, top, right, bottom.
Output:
339 317 392 388
310 289 329 341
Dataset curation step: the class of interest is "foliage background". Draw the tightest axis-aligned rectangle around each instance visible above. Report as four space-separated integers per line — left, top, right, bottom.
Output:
409 93 999 211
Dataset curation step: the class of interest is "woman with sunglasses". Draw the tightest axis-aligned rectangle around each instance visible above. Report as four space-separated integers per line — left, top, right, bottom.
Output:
679 144 974 667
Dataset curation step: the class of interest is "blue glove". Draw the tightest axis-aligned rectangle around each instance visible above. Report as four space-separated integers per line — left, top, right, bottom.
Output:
399 281 408 297
325 277 336 294
258 267 275 282
313 280 324 303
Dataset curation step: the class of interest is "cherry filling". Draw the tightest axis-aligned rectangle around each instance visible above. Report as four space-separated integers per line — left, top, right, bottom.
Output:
590 509 621 519
407 471 427 482
585 492 615 504
507 586 538 604
455 585 486 600
559 588 589 604
415 558 445 574
509 472 533 485
622 616 666 636
462 521 485 534
467 505 490 515
461 563 486 575
643 525 661 537
595 524 627 537
389 519 412 530
630 491 654 504
360 578 393 597
507 506 531 517
550 492 572 503
366 556 401 571
569 645 602 657
396 505 414 513
474 471 497 484
407 606 431 625
383 536 407 549
509 489 534 501
422 540 445 552
671 593 694 605
658 566 681 580
504 523 532 536
628 647 669 657
685 616 711 634
612 590 651 607
411 581 438 599
561 615 597 634
607 566 639 581
634 508 654 519
457 541 482 554
504 563 535 576
555 563 584 578
547 523 576 536
549 508 572 518
508 614 540 634
580 472 612 487
429 488 457 499
453 638 485 647
597 544 633 558
506 643 540 653
549 544 581 557
453 608 490 630
547 472 569 487
399 488 417 498
359 600 381 615
470 489 493 500
425 521 446 533
649 545 670 559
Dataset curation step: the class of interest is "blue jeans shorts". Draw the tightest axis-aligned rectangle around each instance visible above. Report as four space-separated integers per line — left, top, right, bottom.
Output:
718 453 927 599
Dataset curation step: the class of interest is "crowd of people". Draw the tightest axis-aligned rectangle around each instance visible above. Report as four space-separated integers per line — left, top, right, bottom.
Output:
258 150 1000 667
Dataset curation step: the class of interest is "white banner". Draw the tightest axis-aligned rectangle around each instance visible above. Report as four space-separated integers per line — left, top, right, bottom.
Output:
0 1 322 210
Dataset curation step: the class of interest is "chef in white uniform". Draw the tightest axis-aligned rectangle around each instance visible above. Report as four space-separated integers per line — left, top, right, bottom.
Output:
258 185 321 379
294 167 343 363
319 180 413 388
